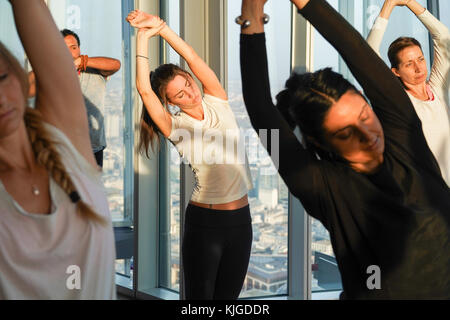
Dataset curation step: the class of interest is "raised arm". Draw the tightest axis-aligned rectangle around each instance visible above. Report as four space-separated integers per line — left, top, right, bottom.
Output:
126 13 172 138
367 1 423 58
128 10 227 101
9 0 96 166
366 0 408 55
411 3 450 103
294 0 419 133
239 0 327 222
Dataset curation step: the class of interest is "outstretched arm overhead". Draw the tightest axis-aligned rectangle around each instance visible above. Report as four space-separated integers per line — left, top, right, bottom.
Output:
126 12 172 138
240 0 329 222
294 0 418 131
9 0 96 166
412 3 450 102
366 0 412 55
128 10 227 101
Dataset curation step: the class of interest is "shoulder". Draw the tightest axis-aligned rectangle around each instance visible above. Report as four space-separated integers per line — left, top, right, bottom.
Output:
42 122 102 182
203 94 230 108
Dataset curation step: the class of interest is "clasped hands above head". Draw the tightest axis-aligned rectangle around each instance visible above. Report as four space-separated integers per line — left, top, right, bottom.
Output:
126 10 166 35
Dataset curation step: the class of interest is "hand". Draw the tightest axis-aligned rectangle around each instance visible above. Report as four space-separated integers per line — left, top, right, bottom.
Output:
74 56 82 70
387 0 411 6
290 0 310 11
74 55 88 71
136 22 167 40
126 10 164 29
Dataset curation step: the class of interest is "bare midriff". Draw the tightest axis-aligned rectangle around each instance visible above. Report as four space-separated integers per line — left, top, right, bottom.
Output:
189 194 248 210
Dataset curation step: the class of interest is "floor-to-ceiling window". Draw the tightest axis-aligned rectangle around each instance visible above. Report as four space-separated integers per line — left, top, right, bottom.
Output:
0 2 24 63
439 0 450 26
227 1 291 298
47 0 135 289
159 0 182 294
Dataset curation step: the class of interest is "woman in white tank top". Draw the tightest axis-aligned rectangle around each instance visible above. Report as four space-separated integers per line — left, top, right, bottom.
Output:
127 10 254 300
0 0 116 299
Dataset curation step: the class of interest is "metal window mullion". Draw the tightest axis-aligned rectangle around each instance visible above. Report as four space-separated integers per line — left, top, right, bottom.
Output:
338 0 356 84
133 0 162 299
122 0 135 226
289 4 313 300
178 0 225 300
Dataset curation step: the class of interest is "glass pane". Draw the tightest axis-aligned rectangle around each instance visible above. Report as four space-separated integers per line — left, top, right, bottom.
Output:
0 2 25 63
47 0 134 289
311 0 430 294
439 0 450 27
159 0 181 293
228 2 291 298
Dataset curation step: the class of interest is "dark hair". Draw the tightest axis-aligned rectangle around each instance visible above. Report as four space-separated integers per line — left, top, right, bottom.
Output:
388 37 422 69
276 67 361 161
60 29 80 46
139 63 193 158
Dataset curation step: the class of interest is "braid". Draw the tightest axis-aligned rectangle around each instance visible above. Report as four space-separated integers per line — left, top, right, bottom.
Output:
24 107 107 225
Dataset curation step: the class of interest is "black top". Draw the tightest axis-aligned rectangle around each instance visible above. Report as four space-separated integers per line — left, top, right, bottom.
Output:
240 0 450 299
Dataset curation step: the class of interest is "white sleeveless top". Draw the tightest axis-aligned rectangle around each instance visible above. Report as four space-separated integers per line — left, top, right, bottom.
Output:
168 94 253 204
0 123 116 299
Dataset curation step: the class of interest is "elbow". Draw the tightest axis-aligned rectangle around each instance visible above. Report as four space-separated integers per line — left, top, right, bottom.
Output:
136 85 150 97
107 59 121 76
136 78 146 94
114 59 121 72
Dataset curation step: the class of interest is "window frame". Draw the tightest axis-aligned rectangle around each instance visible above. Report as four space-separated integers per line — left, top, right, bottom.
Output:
117 0 444 300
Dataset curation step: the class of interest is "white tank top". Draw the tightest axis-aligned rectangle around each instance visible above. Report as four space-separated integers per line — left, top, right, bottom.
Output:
168 94 253 204
0 123 116 299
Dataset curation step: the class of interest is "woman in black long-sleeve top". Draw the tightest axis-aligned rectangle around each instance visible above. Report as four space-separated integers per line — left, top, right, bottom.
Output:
239 0 450 299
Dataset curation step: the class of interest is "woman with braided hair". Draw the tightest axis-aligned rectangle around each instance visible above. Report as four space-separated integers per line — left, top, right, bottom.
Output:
0 0 116 299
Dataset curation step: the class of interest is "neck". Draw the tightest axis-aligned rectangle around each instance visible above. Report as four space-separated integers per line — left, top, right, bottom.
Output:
183 103 204 121
350 154 385 175
404 81 429 100
0 123 36 172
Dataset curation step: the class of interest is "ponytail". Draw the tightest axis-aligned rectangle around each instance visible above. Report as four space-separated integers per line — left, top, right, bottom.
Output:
139 64 193 158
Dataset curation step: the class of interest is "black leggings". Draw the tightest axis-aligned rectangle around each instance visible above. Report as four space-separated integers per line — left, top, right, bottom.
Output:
182 204 252 300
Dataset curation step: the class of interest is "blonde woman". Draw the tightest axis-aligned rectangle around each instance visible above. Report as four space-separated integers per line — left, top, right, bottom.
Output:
0 0 116 299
